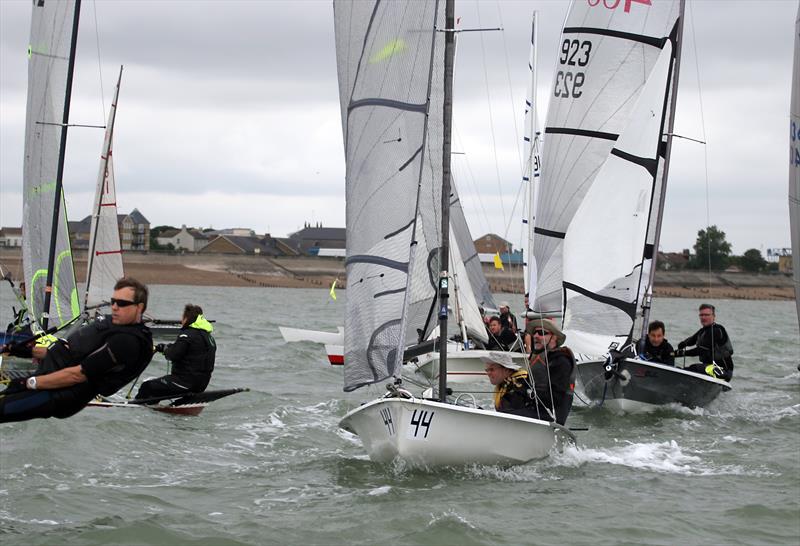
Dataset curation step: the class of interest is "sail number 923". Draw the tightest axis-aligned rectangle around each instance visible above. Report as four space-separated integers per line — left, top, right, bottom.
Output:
554 39 592 98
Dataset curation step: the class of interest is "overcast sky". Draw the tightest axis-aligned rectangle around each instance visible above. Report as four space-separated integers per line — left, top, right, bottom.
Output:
0 0 796 254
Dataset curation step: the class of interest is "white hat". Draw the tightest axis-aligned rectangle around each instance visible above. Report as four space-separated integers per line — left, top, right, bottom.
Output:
480 351 520 370
499 301 510 309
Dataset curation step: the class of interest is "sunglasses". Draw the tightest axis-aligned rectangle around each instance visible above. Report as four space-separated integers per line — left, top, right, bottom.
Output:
532 329 552 336
110 298 138 308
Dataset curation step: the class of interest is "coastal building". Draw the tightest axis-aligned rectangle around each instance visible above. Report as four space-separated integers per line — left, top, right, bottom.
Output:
779 254 794 273
0 227 22 248
657 250 690 270
69 208 150 252
156 225 210 252
199 234 293 256
288 223 346 256
474 233 512 254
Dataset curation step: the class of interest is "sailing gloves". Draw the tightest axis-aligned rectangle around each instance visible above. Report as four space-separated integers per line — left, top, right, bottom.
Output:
154 344 166 354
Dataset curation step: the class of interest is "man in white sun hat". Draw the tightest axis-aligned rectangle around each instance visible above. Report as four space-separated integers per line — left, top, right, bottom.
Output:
482 351 535 417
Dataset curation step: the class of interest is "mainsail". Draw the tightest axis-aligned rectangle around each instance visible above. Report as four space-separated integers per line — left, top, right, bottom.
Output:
22 0 81 330
532 0 681 316
334 0 445 391
84 67 125 314
791 2 800 329
538 0 683 357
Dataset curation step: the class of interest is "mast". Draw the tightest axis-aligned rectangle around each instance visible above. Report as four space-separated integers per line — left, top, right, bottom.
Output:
437 0 455 402
84 65 123 313
41 0 81 330
639 0 685 340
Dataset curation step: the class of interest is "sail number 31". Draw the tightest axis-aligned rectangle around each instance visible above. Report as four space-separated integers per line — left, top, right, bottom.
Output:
554 40 592 99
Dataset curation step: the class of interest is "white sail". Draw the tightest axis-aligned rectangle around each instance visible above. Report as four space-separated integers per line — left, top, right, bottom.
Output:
22 0 80 330
563 40 678 356
448 183 495 310
448 226 488 344
85 67 124 314
791 2 800 328
334 0 445 391
523 12 542 302
532 0 681 315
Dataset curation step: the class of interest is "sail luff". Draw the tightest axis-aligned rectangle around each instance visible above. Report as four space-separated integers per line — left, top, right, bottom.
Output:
791 2 800 329
84 65 125 315
524 11 542 304
638 0 685 339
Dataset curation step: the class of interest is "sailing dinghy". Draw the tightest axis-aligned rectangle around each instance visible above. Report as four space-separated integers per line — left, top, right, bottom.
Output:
334 0 572 467
533 0 730 411
88 388 249 416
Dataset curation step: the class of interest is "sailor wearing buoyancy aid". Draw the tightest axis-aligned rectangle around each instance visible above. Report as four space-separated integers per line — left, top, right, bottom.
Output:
483 352 536 418
527 319 576 426
135 304 216 400
0 278 153 423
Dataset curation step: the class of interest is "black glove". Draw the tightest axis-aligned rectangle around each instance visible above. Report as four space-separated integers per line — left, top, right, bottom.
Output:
674 348 685 357
154 343 166 354
677 341 686 350
2 377 29 395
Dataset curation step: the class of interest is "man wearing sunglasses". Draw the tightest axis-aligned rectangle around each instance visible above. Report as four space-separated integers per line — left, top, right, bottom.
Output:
1 277 154 423
526 319 576 425
675 303 734 381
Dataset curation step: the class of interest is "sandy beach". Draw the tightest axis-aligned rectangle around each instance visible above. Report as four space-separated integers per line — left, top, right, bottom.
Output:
0 248 794 300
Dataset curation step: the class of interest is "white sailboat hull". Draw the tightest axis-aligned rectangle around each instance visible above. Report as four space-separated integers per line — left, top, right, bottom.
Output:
279 326 344 345
340 397 568 467
410 345 528 383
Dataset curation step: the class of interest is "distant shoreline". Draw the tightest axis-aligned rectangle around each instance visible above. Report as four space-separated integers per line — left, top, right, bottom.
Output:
0 248 794 301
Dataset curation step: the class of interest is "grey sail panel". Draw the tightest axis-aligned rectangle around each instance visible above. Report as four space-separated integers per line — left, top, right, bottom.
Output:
22 0 80 329
334 0 444 391
532 0 681 314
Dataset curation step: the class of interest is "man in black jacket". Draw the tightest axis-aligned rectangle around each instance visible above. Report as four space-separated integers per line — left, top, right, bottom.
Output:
1 277 153 423
527 319 575 425
135 304 216 400
637 320 675 365
484 316 517 351
676 303 734 381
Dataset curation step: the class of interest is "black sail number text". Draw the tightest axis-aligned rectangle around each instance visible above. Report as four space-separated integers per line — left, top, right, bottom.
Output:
554 39 592 98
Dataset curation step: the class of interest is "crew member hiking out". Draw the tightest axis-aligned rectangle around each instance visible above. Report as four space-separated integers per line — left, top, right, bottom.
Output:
0 277 153 423
135 304 216 400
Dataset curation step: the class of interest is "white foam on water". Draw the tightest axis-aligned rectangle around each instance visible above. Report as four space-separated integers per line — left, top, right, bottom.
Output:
367 485 392 496
427 509 478 530
462 464 544 482
209 512 223 516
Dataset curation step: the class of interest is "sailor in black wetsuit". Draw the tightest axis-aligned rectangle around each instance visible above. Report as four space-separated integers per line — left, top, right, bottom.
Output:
676 303 734 381
0 277 153 423
637 320 675 366
135 304 216 400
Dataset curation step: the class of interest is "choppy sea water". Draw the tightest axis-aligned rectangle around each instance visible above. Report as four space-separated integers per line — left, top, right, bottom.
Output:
1 284 798 545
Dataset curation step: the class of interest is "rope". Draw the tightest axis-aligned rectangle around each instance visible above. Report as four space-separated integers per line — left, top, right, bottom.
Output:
91 0 106 120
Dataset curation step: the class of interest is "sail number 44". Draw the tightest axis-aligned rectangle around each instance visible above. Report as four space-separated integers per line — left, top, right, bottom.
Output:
554 40 592 98
407 409 434 440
